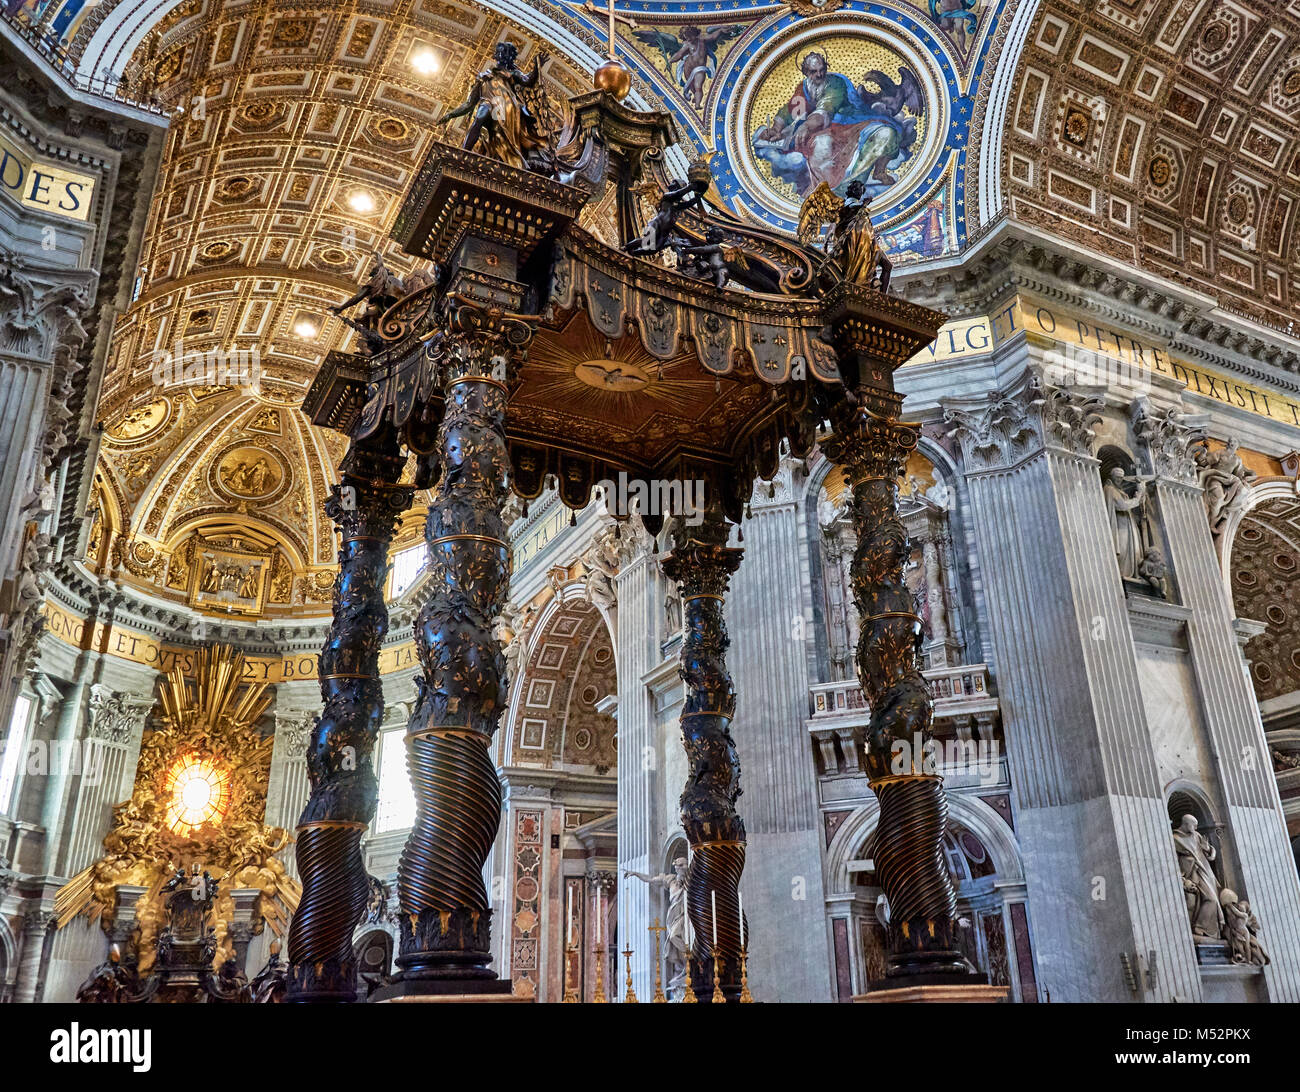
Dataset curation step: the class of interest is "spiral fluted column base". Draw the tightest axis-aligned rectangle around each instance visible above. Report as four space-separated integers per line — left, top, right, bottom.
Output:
396 728 501 980
286 821 370 1002
870 774 970 979
686 839 748 1001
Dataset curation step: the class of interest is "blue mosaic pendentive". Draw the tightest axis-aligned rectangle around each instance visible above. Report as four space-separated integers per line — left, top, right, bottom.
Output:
561 0 1008 251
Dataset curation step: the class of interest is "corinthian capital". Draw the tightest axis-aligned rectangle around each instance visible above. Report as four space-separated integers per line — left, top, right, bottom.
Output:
1131 397 1209 484
942 373 1103 470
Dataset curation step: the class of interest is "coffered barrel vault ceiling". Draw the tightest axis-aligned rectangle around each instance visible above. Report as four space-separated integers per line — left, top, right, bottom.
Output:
85 0 588 617
53 0 1300 619
1004 0 1300 330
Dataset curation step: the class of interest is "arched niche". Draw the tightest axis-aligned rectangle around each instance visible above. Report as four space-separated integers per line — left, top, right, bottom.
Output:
807 439 971 679
822 793 1026 997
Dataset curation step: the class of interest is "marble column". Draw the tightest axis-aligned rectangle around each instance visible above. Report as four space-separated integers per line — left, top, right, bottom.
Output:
613 518 660 1001
1135 401 1300 1000
943 364 1201 1002
727 463 833 1001
11 908 52 1003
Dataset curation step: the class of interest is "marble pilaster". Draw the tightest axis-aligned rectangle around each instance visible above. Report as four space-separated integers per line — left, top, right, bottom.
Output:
943 362 1201 1002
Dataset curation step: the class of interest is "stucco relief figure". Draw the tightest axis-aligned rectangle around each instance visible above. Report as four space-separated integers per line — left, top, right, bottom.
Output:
625 858 691 997
221 455 274 497
441 42 554 173
1196 440 1257 538
582 531 620 616
1172 814 1224 939
1220 889 1270 966
1103 466 1155 582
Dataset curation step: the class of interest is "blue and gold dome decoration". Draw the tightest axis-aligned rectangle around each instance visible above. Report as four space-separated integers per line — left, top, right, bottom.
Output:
563 0 1005 262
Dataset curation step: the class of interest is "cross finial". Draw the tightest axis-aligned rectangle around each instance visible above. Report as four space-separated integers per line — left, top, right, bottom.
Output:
581 0 638 60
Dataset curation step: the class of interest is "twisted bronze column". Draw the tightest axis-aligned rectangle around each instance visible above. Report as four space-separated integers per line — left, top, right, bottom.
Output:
394 330 514 989
823 406 970 983
288 440 413 1002
663 506 748 1001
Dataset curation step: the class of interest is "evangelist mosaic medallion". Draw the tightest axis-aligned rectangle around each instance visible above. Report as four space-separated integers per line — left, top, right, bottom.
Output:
214 446 285 501
744 34 929 211
104 398 171 445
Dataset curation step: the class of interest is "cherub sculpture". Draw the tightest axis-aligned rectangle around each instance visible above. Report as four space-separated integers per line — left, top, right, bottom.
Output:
674 226 730 289
626 174 708 256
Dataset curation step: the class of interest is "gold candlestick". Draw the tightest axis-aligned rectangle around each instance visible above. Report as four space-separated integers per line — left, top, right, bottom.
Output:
739 946 754 1003
622 944 638 1003
710 945 726 1003
591 939 607 1003
681 947 698 1003
648 919 668 1003
562 943 578 1003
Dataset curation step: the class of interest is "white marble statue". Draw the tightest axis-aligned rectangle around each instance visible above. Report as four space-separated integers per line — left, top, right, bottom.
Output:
582 530 619 617
625 858 690 997
1172 814 1223 939
1220 889 1270 966
1196 440 1256 538
1103 466 1153 582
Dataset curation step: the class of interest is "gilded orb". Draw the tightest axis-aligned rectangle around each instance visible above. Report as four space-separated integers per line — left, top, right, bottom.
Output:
594 59 632 99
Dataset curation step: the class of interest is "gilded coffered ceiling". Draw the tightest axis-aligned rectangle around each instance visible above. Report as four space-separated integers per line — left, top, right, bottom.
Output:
1004 0 1300 329
88 0 589 617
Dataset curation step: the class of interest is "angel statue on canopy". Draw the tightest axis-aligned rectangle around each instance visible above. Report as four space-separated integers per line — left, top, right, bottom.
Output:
798 179 892 291
441 41 566 175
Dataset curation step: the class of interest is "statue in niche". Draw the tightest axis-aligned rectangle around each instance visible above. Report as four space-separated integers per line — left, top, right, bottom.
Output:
1172 814 1224 939
1219 889 1270 966
662 574 683 638
625 858 691 998
1196 439 1257 538
1102 465 1157 584
441 42 558 174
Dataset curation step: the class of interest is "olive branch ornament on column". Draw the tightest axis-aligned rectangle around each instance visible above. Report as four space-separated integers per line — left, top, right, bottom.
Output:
287 440 413 1003
662 501 749 1001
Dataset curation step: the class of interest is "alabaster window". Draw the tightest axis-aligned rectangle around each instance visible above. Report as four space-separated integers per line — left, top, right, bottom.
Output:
388 543 428 600
375 727 416 834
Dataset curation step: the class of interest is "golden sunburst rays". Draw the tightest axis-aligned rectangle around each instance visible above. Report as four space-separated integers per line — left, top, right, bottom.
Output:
160 645 272 737
523 313 725 430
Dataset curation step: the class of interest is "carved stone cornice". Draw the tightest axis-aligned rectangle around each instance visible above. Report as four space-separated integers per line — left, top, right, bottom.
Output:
894 221 1300 385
